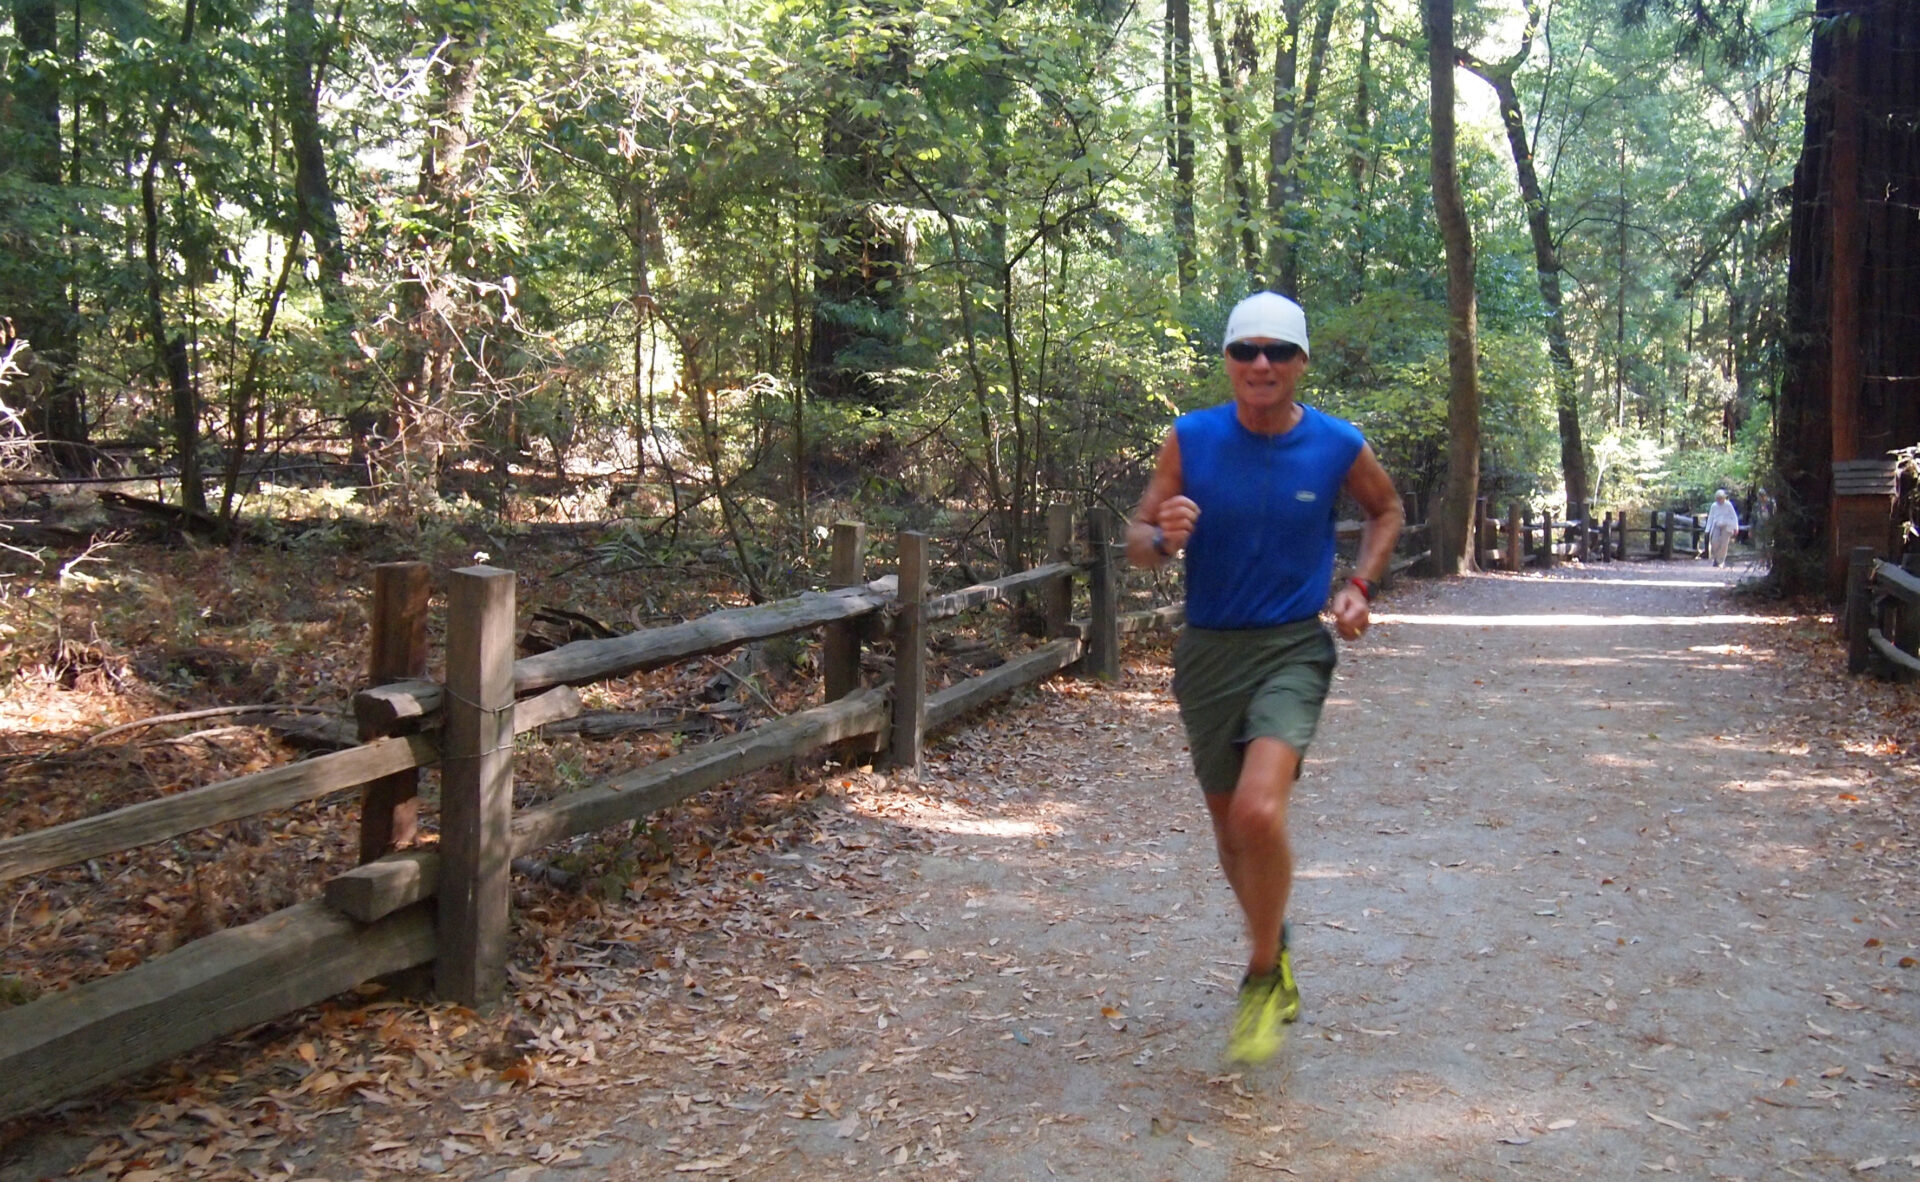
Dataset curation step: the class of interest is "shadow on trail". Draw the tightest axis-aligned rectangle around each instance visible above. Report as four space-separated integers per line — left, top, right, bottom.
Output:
1278 564 1915 1180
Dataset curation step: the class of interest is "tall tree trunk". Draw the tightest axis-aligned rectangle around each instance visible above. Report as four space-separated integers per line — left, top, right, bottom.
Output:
1166 0 1196 299
285 0 348 321
1266 0 1333 296
808 0 910 408
1206 0 1260 287
787 217 807 520
1613 136 1629 427
1458 8 1587 511
1348 0 1374 191
621 180 683 527
1298 0 1335 147
392 15 488 495
981 28 1025 569
1264 0 1303 292
1425 0 1479 575
140 0 204 514
6 0 87 467
1774 0 1920 597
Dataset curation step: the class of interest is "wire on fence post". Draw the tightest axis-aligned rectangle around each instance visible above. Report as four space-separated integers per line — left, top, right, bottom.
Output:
438 565 516 1008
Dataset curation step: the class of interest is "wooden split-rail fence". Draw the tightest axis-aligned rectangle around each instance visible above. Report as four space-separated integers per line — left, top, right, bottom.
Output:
0 499 1435 1121
1470 498 1726 571
0 506 1129 1120
1845 546 1920 682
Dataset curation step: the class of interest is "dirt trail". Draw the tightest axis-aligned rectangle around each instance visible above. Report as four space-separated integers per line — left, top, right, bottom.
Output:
6 562 1918 1181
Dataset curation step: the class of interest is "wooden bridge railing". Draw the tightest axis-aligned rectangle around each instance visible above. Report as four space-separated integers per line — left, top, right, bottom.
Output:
0 505 1148 1122
1846 546 1920 682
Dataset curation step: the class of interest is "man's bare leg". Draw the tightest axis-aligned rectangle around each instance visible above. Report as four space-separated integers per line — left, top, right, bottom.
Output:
1203 737 1298 975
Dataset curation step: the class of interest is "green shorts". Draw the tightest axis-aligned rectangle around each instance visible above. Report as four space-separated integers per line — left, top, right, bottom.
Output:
1172 618 1338 795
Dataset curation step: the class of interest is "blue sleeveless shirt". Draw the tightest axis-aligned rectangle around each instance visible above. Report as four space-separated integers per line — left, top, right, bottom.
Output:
1175 402 1366 629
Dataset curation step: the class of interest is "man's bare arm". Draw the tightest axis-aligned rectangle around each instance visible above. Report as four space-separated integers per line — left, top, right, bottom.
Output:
1126 432 1195 569
1344 444 1403 584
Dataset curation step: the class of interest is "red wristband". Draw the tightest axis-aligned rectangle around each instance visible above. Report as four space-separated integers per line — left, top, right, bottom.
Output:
1348 576 1374 602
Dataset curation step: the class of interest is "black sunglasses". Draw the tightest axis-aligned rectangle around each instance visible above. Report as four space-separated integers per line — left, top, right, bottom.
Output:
1225 341 1303 364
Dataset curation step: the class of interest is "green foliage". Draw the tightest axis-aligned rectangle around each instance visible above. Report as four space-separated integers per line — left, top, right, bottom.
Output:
0 0 1812 567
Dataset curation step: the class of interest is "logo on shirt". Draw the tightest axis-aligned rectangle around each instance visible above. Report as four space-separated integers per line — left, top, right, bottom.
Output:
1294 490 1317 502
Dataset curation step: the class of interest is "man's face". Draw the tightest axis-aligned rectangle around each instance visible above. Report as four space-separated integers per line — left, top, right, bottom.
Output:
1225 338 1310 408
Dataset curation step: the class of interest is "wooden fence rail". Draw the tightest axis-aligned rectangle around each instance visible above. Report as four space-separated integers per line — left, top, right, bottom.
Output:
1846 546 1920 681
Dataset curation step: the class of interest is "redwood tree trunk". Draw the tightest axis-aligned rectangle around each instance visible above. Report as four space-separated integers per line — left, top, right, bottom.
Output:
1775 0 1920 597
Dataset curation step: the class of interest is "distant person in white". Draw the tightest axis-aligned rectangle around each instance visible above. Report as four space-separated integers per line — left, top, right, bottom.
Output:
1705 489 1742 567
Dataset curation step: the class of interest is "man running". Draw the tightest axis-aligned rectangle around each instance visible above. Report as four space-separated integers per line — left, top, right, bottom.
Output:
1127 291 1402 1064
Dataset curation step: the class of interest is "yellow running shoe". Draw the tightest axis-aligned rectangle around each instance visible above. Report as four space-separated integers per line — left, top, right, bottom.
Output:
1226 970 1290 1064
1275 942 1301 1024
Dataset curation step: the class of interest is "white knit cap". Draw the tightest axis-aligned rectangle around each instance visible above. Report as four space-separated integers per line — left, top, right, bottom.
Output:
1223 292 1309 356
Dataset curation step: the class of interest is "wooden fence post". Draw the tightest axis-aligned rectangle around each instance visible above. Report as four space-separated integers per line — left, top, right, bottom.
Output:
1474 496 1489 569
1045 503 1074 639
1505 503 1522 572
889 532 928 779
1573 503 1588 562
358 562 429 863
1846 547 1874 674
1599 512 1612 563
1086 508 1120 679
1691 514 1704 557
1659 511 1675 560
1615 512 1626 560
1539 507 1555 569
438 565 516 1008
1900 556 1920 683
823 521 867 701
1389 494 1417 587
